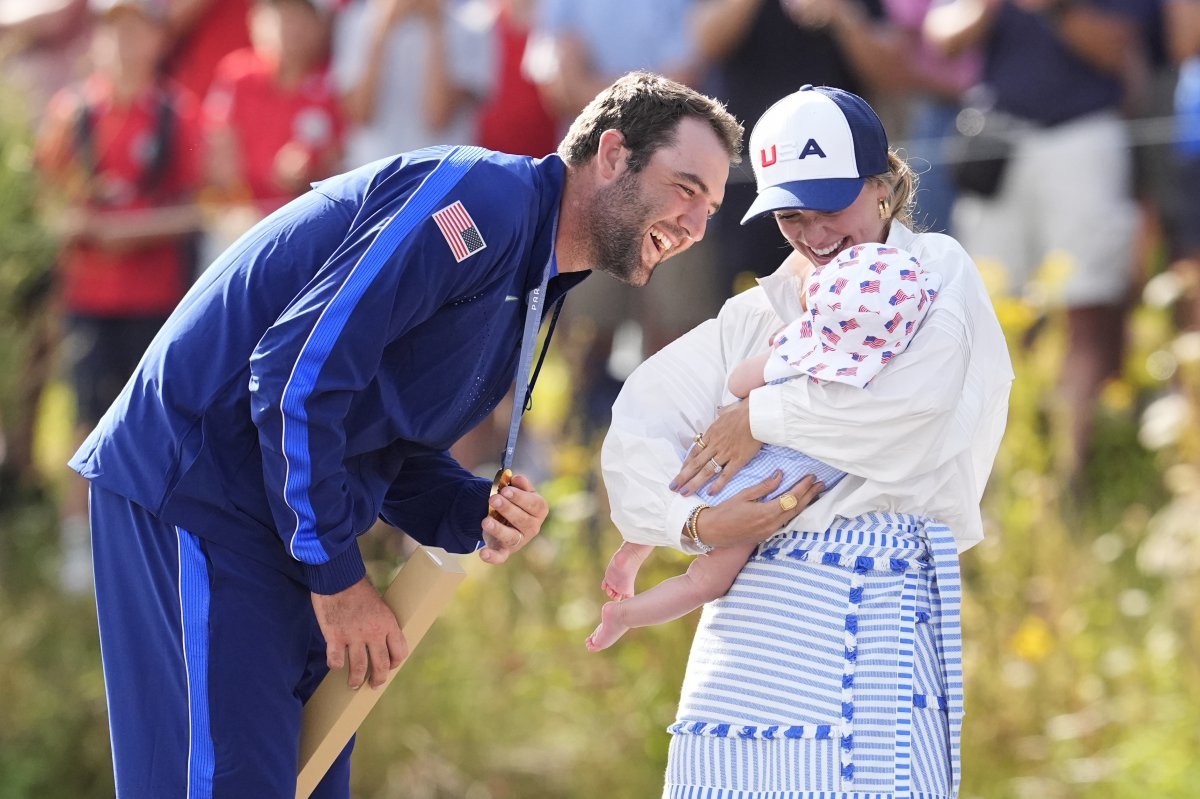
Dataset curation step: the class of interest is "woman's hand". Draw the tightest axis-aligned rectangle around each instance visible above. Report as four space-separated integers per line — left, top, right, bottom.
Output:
689 472 824 549
672 399 762 496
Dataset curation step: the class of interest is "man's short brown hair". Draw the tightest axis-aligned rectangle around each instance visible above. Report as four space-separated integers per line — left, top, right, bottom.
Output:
557 71 743 172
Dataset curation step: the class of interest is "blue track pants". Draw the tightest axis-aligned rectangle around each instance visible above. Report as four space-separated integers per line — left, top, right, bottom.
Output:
91 485 353 798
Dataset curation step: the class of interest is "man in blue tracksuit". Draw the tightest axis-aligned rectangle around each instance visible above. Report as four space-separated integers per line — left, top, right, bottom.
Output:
69 71 742 798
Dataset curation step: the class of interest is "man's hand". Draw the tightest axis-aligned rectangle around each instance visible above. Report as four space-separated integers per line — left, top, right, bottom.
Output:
272 141 315 195
310 577 408 690
672 399 762 496
479 473 548 564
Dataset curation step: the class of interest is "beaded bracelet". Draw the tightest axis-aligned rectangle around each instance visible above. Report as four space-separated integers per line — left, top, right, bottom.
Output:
686 504 714 554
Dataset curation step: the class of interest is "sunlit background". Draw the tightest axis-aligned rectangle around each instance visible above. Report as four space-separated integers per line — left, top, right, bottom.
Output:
3 0 1200 796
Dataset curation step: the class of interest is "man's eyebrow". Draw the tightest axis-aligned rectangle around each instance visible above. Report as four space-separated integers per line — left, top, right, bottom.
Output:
676 170 722 214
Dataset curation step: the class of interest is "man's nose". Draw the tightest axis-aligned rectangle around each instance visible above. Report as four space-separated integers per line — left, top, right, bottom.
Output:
681 204 709 243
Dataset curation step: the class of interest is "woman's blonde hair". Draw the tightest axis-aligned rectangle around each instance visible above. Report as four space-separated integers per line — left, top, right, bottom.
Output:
868 150 919 228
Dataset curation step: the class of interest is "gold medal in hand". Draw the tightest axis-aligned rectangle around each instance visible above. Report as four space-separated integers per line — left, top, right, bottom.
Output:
489 467 514 524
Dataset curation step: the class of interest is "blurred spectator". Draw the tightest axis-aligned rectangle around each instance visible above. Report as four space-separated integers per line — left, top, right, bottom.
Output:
35 0 203 592
203 0 344 233
475 0 557 156
524 0 720 436
1166 0 1200 327
161 0 253 101
0 0 91 122
927 0 1148 478
693 0 887 295
882 0 982 233
333 0 493 169
526 0 704 120
1122 0 1170 306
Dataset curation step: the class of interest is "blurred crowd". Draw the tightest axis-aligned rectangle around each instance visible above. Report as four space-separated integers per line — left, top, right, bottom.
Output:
2 0 1198 591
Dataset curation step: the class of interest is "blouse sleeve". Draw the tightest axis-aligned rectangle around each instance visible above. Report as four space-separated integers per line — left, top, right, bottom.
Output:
601 296 779 552
601 319 721 551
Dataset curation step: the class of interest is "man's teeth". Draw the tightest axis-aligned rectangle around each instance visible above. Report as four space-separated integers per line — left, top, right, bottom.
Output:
811 239 843 257
651 230 672 251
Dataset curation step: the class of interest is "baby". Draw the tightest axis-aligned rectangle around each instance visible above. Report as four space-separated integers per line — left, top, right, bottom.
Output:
587 243 940 651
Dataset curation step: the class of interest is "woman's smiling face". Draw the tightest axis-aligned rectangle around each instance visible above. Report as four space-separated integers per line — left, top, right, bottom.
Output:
771 180 891 266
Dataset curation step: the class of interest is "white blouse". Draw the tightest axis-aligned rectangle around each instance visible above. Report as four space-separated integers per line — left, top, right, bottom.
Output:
600 223 1013 554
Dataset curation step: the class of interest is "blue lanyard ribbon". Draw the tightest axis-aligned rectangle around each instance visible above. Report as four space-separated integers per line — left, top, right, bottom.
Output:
500 214 563 471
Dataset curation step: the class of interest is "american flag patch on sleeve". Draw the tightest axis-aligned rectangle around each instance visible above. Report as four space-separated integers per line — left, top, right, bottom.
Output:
432 201 487 262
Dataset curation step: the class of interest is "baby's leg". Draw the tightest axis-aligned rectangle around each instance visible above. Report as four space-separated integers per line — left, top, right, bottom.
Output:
587 543 755 651
601 541 652 600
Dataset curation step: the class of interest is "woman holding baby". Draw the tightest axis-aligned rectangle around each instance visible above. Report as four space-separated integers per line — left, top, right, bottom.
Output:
598 85 1013 798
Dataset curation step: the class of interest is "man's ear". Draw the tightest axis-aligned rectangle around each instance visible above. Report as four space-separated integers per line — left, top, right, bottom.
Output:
595 129 629 182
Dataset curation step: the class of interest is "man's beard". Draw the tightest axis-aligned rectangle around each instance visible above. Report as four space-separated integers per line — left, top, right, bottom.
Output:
587 170 655 287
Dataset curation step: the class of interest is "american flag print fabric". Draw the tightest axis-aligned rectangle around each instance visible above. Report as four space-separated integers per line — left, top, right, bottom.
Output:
763 243 942 389
432 201 487 262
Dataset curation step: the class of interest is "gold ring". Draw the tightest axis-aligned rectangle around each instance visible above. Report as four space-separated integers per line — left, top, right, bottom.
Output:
692 433 707 449
778 493 798 512
708 457 723 474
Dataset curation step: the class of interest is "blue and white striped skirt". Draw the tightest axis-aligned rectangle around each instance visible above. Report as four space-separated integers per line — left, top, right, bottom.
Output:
664 513 963 799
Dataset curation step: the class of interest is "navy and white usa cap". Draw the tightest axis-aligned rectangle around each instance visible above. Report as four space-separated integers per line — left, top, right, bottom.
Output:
741 85 890 224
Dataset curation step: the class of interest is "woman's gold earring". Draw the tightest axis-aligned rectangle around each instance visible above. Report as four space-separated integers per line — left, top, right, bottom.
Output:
878 198 892 221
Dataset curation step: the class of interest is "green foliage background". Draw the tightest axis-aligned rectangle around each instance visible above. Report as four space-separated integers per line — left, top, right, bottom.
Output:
3 87 1200 799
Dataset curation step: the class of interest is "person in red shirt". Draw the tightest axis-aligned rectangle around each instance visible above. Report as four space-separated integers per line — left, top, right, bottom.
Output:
203 0 345 222
475 0 557 158
162 0 253 101
36 0 203 593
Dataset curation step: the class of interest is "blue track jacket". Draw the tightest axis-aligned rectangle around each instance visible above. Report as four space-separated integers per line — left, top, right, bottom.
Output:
70 147 586 593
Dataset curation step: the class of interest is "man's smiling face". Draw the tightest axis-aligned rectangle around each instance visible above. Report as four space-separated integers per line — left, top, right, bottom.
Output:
588 117 730 287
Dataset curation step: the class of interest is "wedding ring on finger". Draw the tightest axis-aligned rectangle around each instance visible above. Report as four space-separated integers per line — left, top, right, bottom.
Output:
778 493 798 512
708 457 724 474
693 433 708 449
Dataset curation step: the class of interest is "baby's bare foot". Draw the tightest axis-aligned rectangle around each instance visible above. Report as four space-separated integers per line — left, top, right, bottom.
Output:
601 579 629 601
602 546 644 600
585 601 630 652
